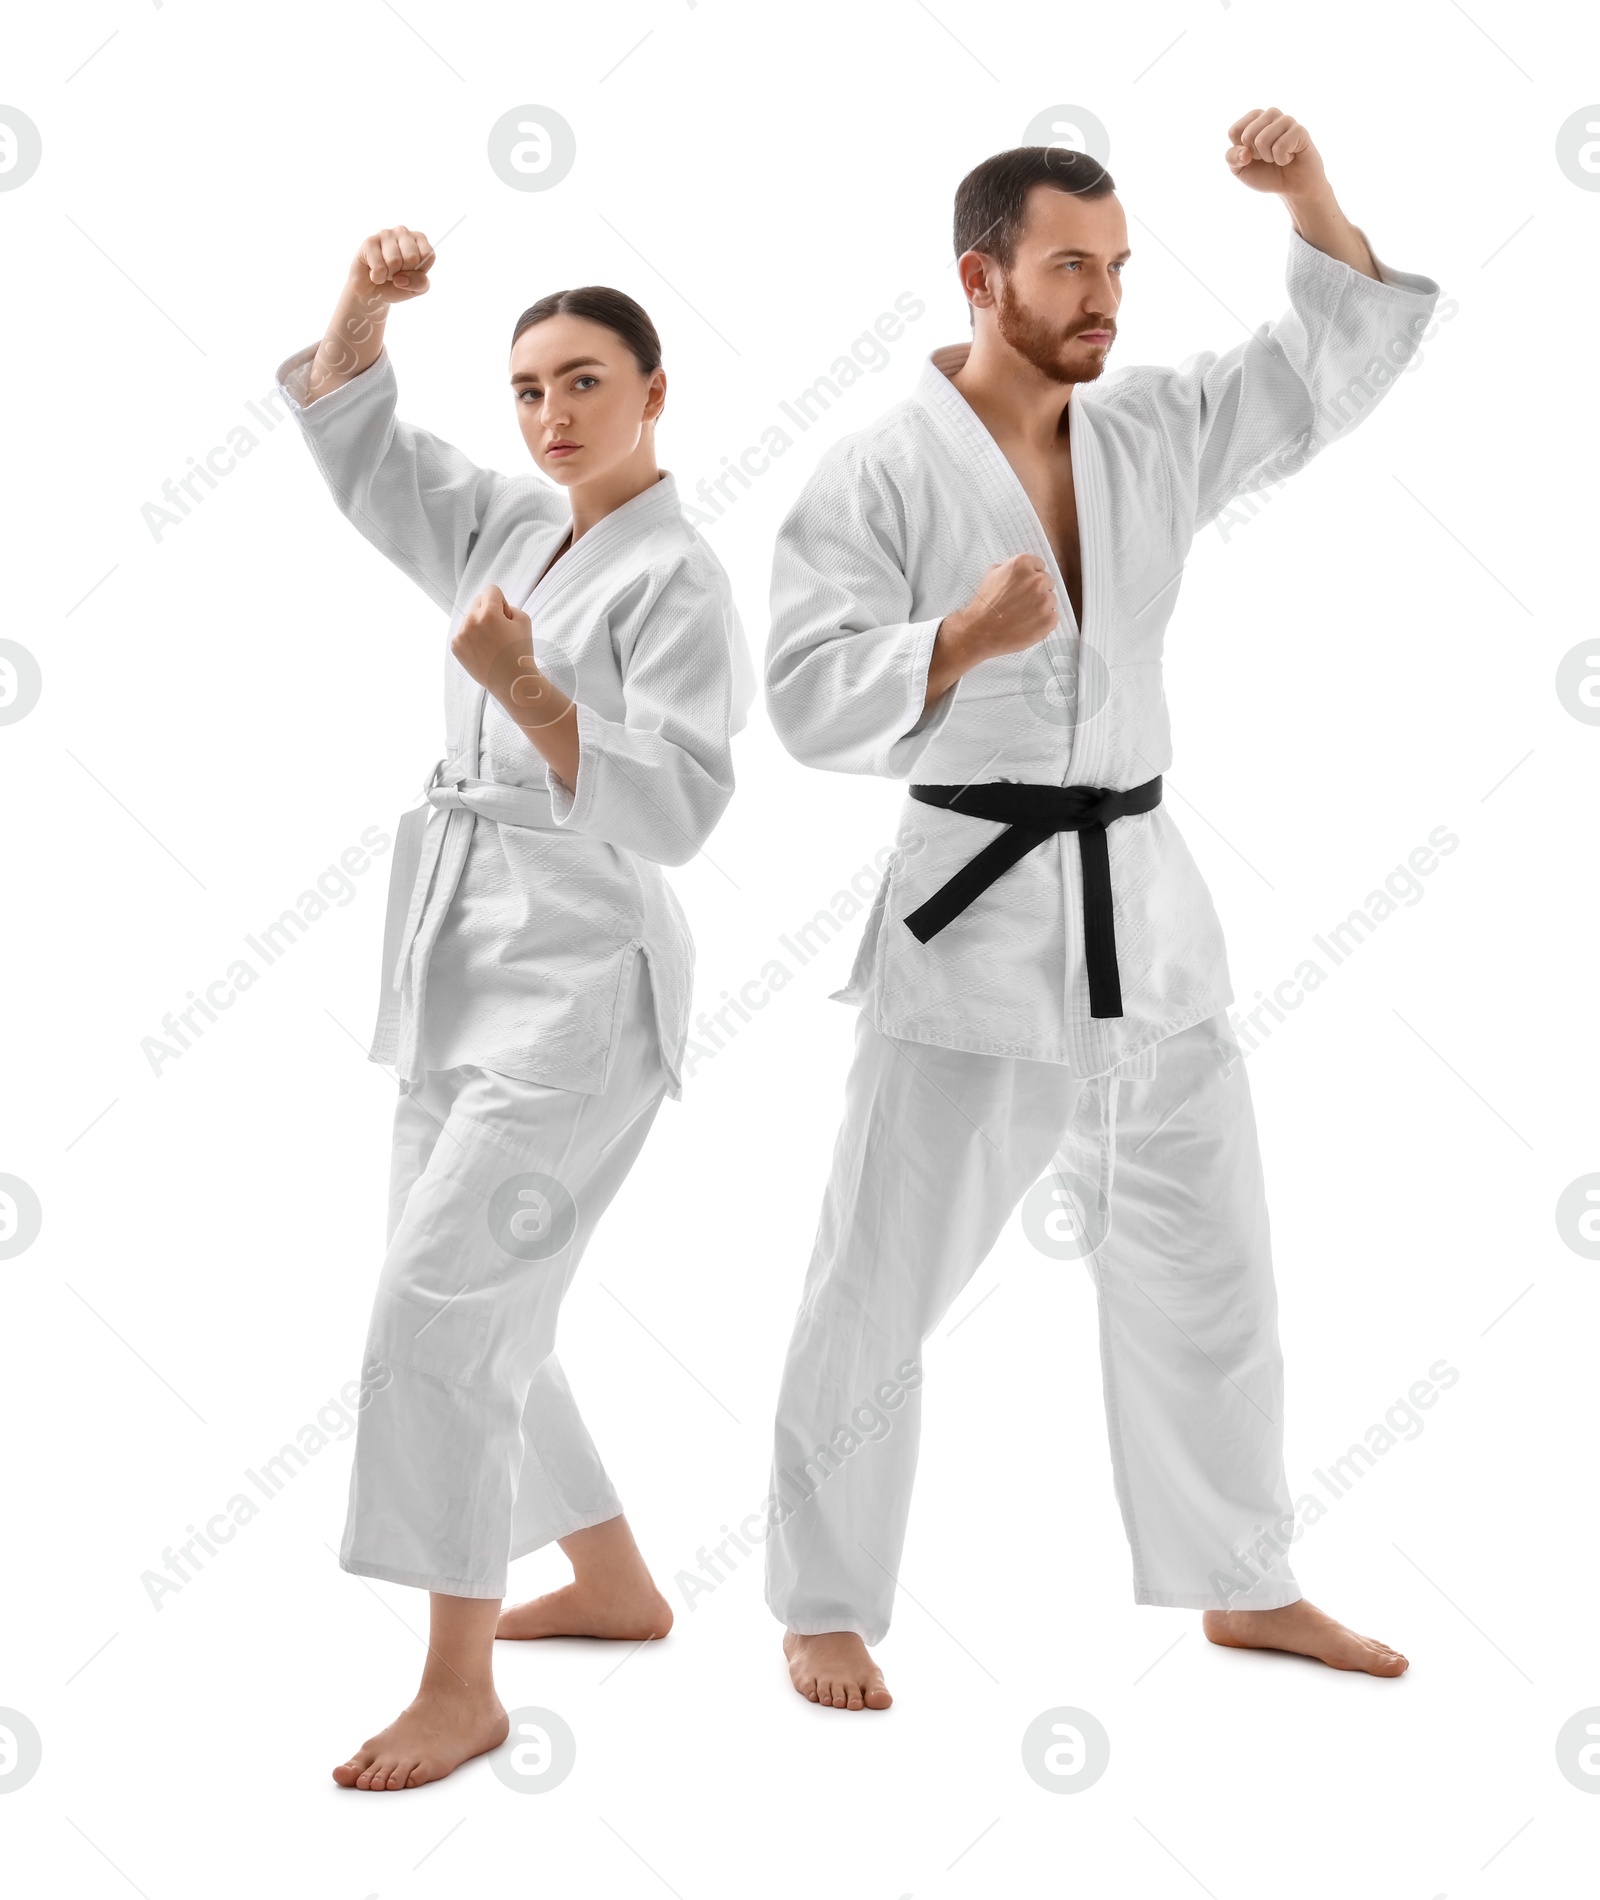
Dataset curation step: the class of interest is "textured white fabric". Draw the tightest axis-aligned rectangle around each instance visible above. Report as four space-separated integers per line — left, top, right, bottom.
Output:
341 953 668 1598
277 343 755 1095
764 1009 1300 1640
767 230 1441 1075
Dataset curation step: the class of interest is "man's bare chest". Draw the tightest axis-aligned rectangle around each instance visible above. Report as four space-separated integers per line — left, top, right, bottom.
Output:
1011 456 1084 627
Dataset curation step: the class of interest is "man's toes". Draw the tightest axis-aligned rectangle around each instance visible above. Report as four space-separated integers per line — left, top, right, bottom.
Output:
864 1682 892 1710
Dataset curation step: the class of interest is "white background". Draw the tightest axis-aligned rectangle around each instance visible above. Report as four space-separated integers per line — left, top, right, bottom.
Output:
2 1 1595 1894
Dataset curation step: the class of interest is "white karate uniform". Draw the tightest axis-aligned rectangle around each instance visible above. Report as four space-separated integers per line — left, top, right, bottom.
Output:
276 343 756 1097
768 229 1440 1073
763 231 1440 1634
277 343 751 1595
343 951 669 1596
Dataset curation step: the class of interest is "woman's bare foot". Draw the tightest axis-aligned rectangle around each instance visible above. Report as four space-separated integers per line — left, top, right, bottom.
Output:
498 1575 673 1640
332 1687 509 1791
497 1513 674 1641
332 1589 505 1790
784 1631 892 1710
1202 1598 1408 1676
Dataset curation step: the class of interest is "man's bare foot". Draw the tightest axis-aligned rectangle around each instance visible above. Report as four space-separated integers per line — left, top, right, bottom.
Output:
497 1514 673 1641
497 1575 673 1641
784 1631 892 1710
332 1688 509 1791
1202 1598 1408 1676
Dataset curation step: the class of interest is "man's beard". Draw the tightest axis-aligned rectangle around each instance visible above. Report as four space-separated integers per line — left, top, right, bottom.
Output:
995 275 1112 386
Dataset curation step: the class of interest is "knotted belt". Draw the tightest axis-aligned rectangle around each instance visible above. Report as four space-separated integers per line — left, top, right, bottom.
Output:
372 755 565 1063
903 775 1163 1019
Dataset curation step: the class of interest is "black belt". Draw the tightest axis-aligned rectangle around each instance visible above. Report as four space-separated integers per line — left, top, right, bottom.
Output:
903 776 1163 1019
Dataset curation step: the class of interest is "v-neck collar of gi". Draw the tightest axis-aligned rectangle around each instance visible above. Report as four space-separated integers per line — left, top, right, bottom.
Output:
510 469 683 613
912 344 1094 642
458 472 682 779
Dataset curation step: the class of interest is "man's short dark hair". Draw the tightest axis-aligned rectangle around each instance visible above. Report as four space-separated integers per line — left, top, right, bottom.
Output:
953 146 1117 269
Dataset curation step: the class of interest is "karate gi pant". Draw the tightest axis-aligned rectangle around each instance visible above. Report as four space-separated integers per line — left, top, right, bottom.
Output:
765 1008 1302 1643
341 954 669 1598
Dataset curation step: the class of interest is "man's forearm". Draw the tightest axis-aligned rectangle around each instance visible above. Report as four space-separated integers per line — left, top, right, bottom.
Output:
922 613 979 714
1285 188 1379 281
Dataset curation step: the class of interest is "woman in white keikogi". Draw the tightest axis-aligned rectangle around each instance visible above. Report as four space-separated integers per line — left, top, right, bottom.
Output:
277 226 752 1790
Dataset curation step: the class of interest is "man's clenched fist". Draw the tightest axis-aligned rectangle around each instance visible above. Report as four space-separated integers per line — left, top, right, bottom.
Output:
1224 109 1328 200
949 553 1061 660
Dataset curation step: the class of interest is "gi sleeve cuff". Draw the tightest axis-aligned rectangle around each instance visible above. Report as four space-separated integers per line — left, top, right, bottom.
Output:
1286 225 1440 303
882 616 960 777
274 342 396 416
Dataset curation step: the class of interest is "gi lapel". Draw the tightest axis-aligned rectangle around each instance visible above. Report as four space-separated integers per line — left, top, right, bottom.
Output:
914 348 1109 784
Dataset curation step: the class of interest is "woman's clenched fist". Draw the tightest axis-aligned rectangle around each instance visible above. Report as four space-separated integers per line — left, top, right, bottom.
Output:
350 225 436 304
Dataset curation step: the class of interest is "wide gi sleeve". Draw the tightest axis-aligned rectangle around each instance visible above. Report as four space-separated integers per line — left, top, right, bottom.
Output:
1140 227 1441 533
276 343 560 612
543 556 740 868
765 440 957 778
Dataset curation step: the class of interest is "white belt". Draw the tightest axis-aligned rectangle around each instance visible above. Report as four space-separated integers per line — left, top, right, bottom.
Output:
370 755 562 1064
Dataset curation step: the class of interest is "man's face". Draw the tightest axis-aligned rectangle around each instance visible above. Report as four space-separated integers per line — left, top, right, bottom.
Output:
981 183 1130 386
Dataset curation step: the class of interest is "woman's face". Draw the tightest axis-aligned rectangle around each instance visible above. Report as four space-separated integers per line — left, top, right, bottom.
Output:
509 313 665 488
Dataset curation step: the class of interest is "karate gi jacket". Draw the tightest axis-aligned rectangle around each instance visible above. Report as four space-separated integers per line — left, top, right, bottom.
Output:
766 229 1441 1075
277 344 754 1097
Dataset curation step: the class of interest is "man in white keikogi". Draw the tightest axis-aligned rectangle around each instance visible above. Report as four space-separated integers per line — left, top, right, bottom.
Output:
763 110 1435 1709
